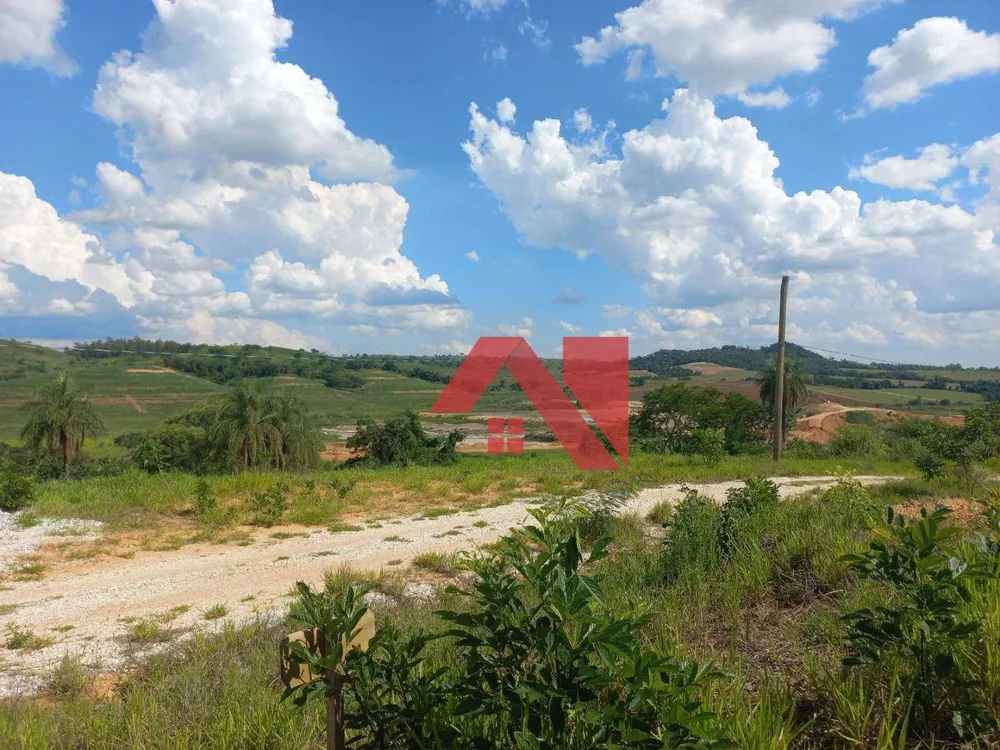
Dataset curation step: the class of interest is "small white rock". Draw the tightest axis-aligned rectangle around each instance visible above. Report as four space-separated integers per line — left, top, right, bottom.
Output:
362 591 398 610
401 582 438 603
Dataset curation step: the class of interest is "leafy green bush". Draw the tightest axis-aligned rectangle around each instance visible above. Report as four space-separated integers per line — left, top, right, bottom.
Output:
660 488 724 582
285 504 733 748
250 486 286 527
718 476 779 558
782 437 829 459
629 383 767 456
845 411 877 426
346 411 464 467
131 424 213 474
193 479 216 516
841 507 994 740
917 420 995 493
680 428 726 466
830 425 887 459
915 449 947 481
0 460 36 512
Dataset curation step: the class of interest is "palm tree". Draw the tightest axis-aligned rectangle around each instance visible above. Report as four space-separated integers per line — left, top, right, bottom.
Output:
270 391 320 470
21 372 106 474
211 382 318 471
211 381 283 471
755 358 810 440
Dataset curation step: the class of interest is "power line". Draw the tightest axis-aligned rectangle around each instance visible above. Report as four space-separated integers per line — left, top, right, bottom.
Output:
797 344 916 368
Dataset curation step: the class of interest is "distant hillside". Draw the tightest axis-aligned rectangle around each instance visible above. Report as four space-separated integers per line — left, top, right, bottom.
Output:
629 343 832 377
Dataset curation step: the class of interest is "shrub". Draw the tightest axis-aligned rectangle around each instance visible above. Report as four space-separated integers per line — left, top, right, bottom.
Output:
845 411 877 426
0 460 36 512
285 504 732 747
680 428 726 466
915 449 947 481
830 424 887 459
346 411 464 467
250 486 286 527
660 488 724 581
841 507 994 739
130 424 213 474
718 477 779 558
193 478 216 516
783 437 829 459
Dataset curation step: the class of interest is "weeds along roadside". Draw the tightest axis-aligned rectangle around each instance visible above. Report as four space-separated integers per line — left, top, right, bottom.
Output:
17 451 915 531
4 475 1000 748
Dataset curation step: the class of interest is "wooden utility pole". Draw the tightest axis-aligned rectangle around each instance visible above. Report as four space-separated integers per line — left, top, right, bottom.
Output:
773 275 790 462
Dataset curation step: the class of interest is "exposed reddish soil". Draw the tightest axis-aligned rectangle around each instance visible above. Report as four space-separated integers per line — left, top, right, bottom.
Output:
788 400 966 444
891 497 982 526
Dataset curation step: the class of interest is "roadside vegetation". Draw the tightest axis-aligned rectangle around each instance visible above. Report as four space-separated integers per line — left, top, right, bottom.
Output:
5 476 1000 747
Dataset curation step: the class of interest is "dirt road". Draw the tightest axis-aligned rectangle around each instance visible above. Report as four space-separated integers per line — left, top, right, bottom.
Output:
0 475 890 696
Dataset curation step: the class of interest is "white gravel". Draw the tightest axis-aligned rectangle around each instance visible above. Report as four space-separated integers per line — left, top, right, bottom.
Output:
0 512 102 572
0 475 891 698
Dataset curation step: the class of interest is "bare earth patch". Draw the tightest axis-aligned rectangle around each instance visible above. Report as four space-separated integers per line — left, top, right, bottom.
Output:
125 367 176 374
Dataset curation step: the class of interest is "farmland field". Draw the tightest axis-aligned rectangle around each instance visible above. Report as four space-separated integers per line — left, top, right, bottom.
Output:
811 384 984 409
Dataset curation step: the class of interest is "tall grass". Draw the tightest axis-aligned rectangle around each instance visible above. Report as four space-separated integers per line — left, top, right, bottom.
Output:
27 453 916 527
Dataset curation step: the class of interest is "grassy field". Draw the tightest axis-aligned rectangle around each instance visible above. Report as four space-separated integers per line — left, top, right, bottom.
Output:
21 452 918 532
811 385 984 410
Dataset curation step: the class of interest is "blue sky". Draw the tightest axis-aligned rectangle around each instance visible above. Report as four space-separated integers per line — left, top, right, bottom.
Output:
0 0 999 364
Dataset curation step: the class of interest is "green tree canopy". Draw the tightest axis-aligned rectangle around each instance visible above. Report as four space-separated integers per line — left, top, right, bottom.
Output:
754 358 810 437
20 372 106 474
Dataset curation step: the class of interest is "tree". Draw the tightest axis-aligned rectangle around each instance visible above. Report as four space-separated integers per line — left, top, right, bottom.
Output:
346 411 463 467
20 372 105 475
754 358 810 440
210 381 318 471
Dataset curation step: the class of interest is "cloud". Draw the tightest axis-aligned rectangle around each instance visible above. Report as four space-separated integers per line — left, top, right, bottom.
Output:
466 251 481 262
575 0 891 96
440 0 511 15
0 0 464 349
485 41 508 63
849 144 958 192
573 108 594 133
557 320 582 334
463 91 1000 362
0 0 77 75
497 97 516 123
553 286 586 304
518 16 551 50
625 49 645 81
499 316 533 337
737 87 793 109
862 17 1000 111
602 304 631 319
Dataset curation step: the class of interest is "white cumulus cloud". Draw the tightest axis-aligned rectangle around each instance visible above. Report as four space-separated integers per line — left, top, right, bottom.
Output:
463 90 1000 362
576 0 892 96
862 17 1000 111
0 0 77 75
737 87 793 109
850 144 958 192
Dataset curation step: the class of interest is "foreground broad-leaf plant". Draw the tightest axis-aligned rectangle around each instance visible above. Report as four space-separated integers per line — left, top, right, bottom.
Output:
284 502 734 749
840 505 996 740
